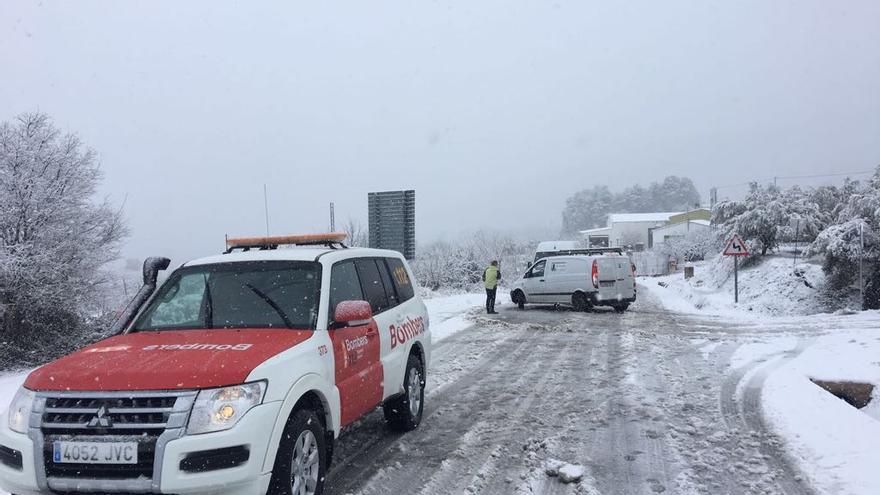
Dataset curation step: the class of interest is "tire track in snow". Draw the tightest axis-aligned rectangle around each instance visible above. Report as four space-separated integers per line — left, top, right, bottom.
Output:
718 340 816 495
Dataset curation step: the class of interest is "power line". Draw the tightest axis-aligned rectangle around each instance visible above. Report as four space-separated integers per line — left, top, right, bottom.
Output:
715 169 874 190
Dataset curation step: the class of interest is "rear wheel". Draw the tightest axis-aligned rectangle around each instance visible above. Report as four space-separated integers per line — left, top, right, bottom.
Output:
572 292 591 312
613 303 630 313
269 408 327 495
384 354 425 431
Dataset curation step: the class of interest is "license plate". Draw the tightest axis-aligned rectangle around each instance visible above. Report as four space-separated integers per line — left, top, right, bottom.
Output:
53 441 138 464
600 280 615 287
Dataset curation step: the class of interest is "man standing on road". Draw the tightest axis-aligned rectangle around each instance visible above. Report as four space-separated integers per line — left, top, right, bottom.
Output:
483 260 502 314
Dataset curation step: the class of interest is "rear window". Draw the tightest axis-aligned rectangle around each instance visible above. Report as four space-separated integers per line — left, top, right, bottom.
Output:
355 259 391 314
387 257 415 302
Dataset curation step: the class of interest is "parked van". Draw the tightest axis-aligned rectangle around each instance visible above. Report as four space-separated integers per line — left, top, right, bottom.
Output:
510 254 636 312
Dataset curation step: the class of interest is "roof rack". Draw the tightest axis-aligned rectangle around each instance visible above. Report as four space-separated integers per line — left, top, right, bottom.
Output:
224 232 349 254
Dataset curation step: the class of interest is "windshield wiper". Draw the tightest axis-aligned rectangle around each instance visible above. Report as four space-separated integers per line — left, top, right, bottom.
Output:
245 283 294 328
203 275 214 329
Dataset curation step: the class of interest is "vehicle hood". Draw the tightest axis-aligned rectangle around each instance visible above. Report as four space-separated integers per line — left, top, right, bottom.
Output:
24 329 313 392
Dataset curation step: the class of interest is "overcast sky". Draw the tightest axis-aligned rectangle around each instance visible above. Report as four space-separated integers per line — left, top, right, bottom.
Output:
2 1 878 264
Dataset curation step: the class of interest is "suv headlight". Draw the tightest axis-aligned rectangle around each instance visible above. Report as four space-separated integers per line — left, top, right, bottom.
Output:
187 382 266 435
7 387 35 434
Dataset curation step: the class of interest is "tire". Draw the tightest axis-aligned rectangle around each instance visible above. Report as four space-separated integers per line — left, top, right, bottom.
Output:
572 292 591 312
512 290 526 309
268 408 327 495
614 303 630 313
383 354 425 431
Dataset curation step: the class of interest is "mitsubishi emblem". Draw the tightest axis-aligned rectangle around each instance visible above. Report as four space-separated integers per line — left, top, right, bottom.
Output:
87 405 113 428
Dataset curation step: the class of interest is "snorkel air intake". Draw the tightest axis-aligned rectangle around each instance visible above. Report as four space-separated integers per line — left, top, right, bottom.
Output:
111 256 171 335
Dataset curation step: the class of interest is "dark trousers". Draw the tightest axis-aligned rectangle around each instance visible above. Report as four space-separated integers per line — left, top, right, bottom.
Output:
485 287 497 313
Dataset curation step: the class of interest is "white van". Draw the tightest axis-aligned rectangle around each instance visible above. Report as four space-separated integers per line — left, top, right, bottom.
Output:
510 255 636 312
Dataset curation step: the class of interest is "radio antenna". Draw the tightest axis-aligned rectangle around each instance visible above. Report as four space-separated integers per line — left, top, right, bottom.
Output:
263 184 270 237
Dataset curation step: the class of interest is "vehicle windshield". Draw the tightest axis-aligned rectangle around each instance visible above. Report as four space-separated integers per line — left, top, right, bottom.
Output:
132 261 321 331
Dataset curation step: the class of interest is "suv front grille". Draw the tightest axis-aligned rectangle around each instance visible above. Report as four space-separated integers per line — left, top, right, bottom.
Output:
37 391 195 482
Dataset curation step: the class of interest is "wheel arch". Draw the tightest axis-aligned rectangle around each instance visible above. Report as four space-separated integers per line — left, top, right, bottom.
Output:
261 374 339 473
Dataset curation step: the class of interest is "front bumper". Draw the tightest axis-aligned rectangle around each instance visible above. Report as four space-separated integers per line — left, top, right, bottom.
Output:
0 400 281 495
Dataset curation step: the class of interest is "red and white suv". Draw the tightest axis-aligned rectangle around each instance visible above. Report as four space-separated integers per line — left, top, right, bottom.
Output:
0 234 430 495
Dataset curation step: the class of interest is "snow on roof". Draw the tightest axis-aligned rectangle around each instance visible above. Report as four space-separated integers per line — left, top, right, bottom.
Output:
579 226 612 235
608 212 683 223
536 240 582 251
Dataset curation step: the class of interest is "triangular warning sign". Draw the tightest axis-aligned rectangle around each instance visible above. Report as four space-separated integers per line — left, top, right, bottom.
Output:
723 234 749 256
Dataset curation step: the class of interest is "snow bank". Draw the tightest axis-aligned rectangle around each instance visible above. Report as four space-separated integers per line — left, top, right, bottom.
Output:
763 326 880 494
422 292 484 343
642 255 826 318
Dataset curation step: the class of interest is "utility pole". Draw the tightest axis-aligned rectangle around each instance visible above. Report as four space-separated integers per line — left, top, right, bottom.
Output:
860 222 864 310
263 184 270 238
329 202 336 232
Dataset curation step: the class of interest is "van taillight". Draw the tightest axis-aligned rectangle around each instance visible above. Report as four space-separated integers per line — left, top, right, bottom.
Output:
591 260 599 288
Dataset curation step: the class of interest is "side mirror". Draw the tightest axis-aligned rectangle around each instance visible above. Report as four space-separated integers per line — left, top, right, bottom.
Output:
333 300 373 327
526 261 532 269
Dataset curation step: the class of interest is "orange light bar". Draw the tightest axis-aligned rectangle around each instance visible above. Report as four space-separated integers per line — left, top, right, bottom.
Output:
226 232 348 249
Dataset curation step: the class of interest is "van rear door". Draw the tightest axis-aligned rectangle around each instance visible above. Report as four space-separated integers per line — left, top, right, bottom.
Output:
595 257 633 301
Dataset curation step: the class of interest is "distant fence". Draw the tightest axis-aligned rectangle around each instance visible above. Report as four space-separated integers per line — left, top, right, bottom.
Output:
630 251 672 277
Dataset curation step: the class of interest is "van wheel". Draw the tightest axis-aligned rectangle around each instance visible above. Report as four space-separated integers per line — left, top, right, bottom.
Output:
269 408 326 495
384 354 425 431
613 303 630 313
572 292 591 312
512 290 526 309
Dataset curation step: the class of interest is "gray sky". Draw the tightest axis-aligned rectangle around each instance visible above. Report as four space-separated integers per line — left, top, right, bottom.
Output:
2 1 878 264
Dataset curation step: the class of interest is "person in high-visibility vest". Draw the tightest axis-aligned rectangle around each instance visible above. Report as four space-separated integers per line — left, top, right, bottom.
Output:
482 260 502 314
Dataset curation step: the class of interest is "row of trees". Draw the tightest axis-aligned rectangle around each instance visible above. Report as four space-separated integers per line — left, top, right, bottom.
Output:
562 176 701 233
0 113 126 368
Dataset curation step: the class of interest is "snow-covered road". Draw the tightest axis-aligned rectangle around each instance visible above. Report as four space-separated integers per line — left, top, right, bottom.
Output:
324 289 833 495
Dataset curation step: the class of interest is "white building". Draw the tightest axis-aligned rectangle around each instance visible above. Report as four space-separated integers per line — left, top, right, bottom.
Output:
650 219 711 246
580 212 683 250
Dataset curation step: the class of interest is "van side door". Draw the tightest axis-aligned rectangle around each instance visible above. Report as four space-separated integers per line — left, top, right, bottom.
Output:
327 260 384 426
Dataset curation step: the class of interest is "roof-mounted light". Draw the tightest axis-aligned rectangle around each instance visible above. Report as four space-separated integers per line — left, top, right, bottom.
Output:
224 232 349 253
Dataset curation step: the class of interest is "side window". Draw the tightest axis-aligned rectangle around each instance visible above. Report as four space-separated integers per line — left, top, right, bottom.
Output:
530 260 546 278
387 258 415 302
355 259 390 314
377 259 400 308
329 261 364 320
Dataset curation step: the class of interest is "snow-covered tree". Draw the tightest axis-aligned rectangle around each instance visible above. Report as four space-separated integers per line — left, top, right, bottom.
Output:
0 112 127 366
562 185 614 233
810 167 880 308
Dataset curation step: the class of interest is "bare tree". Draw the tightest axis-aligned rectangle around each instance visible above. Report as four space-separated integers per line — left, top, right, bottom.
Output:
343 217 369 247
0 112 128 366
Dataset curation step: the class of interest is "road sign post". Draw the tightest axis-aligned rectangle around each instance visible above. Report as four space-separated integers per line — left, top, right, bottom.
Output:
722 234 749 304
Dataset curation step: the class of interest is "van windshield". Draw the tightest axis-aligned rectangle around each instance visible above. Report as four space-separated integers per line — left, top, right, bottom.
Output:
131 261 321 331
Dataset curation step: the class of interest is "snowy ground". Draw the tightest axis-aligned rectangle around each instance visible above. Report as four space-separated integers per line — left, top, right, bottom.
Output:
647 255 827 318
4 289 880 494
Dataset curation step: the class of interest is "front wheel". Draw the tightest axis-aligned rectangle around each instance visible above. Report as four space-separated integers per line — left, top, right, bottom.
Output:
383 354 425 431
512 290 526 309
269 408 327 495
